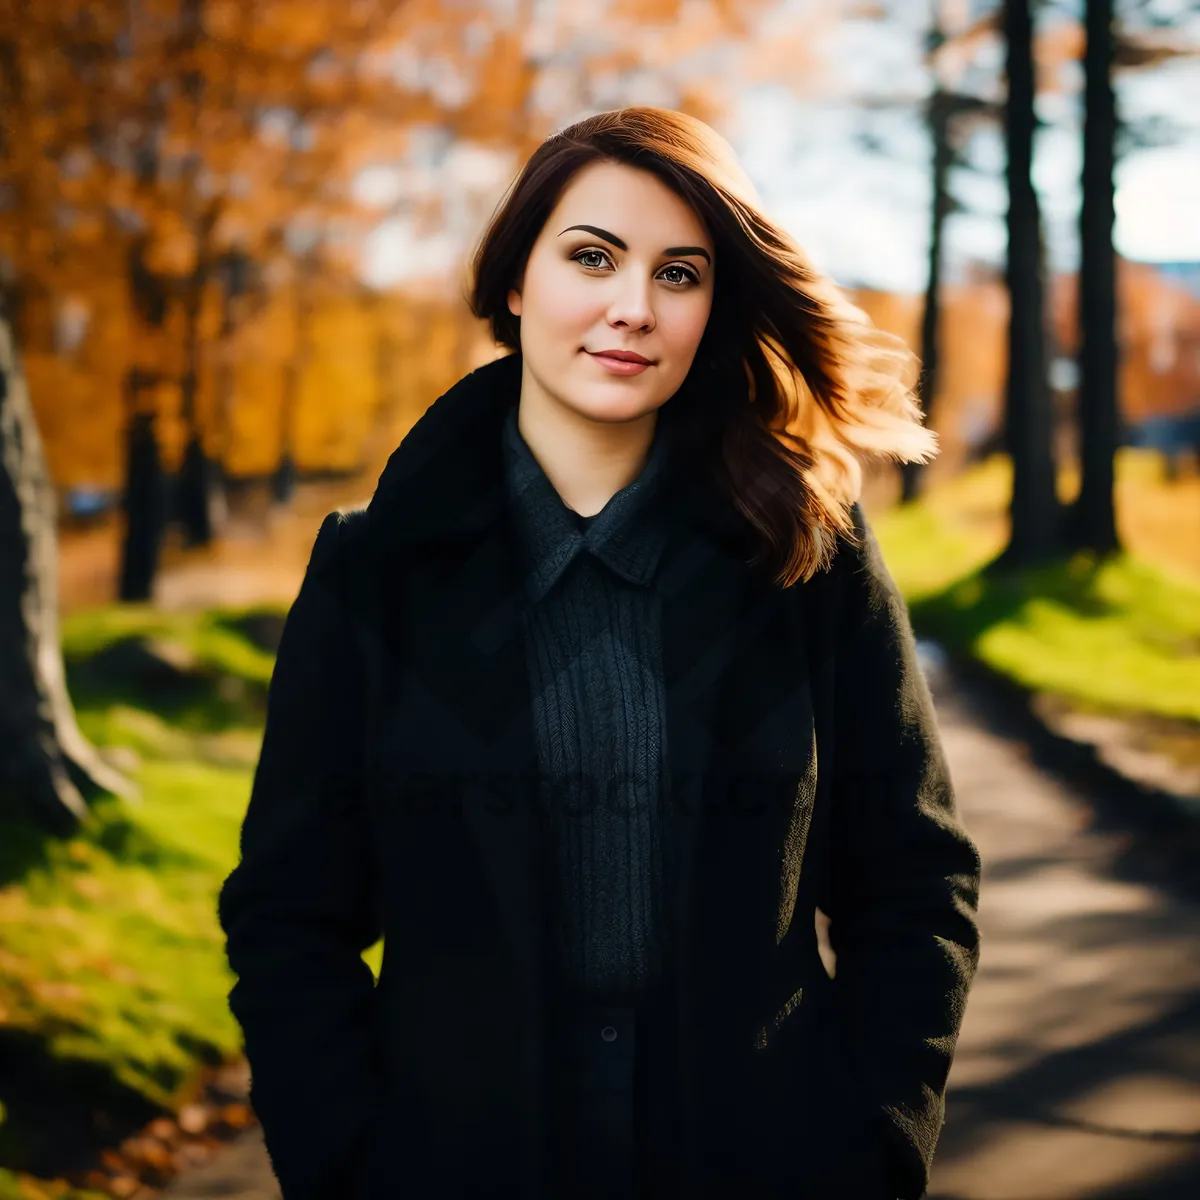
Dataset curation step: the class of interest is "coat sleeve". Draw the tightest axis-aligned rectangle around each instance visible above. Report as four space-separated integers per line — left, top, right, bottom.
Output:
824 502 982 1199
217 511 382 1200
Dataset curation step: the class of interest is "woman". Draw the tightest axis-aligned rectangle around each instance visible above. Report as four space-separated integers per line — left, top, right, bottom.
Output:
218 107 982 1200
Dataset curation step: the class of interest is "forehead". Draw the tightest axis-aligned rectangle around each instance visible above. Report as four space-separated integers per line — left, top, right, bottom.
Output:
547 160 711 245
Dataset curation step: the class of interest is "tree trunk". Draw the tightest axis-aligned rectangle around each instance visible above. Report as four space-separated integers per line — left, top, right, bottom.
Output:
999 0 1062 568
176 215 227 550
1068 0 1120 555
118 378 170 604
902 83 952 505
0 317 136 834
175 0 225 550
275 250 315 506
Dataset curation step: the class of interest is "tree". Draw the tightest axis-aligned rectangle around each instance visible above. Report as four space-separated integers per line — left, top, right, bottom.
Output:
1066 0 1120 555
1066 0 1200 554
0 0 139 828
0 315 135 831
902 3 1000 504
998 0 1062 568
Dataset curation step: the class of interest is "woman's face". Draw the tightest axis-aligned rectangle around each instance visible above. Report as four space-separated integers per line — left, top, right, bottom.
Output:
507 159 716 427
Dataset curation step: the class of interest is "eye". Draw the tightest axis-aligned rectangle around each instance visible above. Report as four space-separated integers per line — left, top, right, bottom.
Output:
660 264 696 286
572 248 699 287
575 249 609 271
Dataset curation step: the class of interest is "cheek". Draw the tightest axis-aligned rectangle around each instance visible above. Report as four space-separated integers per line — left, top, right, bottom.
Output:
667 299 714 355
530 269 597 333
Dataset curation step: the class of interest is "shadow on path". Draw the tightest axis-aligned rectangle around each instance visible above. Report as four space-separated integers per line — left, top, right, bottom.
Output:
926 666 1200 1200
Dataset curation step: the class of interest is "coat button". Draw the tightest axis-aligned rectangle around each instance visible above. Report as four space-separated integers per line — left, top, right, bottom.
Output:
601 1025 618 1042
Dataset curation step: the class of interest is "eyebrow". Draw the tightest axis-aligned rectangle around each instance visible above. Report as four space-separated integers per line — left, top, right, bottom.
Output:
558 224 711 265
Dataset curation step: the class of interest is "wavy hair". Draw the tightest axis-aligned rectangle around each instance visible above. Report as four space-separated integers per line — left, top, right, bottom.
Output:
466 107 937 588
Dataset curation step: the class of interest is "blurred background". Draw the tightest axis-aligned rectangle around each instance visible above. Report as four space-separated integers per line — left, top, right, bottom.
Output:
0 0 1198 1197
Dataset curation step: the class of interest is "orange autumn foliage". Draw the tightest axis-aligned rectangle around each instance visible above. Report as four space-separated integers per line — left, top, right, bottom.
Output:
2 0 785 500
3 0 1193 511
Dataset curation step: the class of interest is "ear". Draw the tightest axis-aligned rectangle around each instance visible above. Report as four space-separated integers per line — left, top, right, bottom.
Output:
507 286 522 318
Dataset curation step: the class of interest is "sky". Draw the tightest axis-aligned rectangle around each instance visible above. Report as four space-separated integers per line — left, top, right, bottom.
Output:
355 0 1200 297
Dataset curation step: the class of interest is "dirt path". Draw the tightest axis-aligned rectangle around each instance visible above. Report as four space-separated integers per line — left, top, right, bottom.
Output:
158 658 1200 1200
925 664 1200 1199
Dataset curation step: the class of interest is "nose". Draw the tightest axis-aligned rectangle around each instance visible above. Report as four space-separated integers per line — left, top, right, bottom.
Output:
605 277 656 332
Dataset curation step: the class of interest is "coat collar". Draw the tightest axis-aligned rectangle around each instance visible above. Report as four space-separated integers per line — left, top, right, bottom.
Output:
362 350 753 562
500 402 673 601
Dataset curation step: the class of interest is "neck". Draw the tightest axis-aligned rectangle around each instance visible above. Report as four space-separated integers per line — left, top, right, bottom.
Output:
515 382 658 519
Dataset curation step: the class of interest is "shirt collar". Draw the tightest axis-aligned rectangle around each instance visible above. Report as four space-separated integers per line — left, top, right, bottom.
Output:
501 404 673 602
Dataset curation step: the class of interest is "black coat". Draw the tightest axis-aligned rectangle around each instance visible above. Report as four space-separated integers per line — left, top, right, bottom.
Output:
218 351 982 1200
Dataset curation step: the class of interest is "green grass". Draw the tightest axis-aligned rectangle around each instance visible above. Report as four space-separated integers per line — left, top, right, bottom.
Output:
0 600 381 1197
0 1172 109 1200
60 605 279 685
868 455 1013 603
0 753 249 1100
871 456 1200 723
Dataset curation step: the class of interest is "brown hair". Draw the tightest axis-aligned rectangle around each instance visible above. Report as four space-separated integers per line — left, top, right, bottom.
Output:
466 107 936 588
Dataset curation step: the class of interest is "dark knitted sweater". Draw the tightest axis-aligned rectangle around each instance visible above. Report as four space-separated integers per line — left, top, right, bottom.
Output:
500 405 675 1005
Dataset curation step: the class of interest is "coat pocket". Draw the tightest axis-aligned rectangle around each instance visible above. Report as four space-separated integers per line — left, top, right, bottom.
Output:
752 992 895 1199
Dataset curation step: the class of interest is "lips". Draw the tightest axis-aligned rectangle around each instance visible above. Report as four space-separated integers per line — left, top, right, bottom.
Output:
589 350 653 365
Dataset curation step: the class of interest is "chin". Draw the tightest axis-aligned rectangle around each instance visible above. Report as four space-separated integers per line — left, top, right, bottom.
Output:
563 391 663 424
